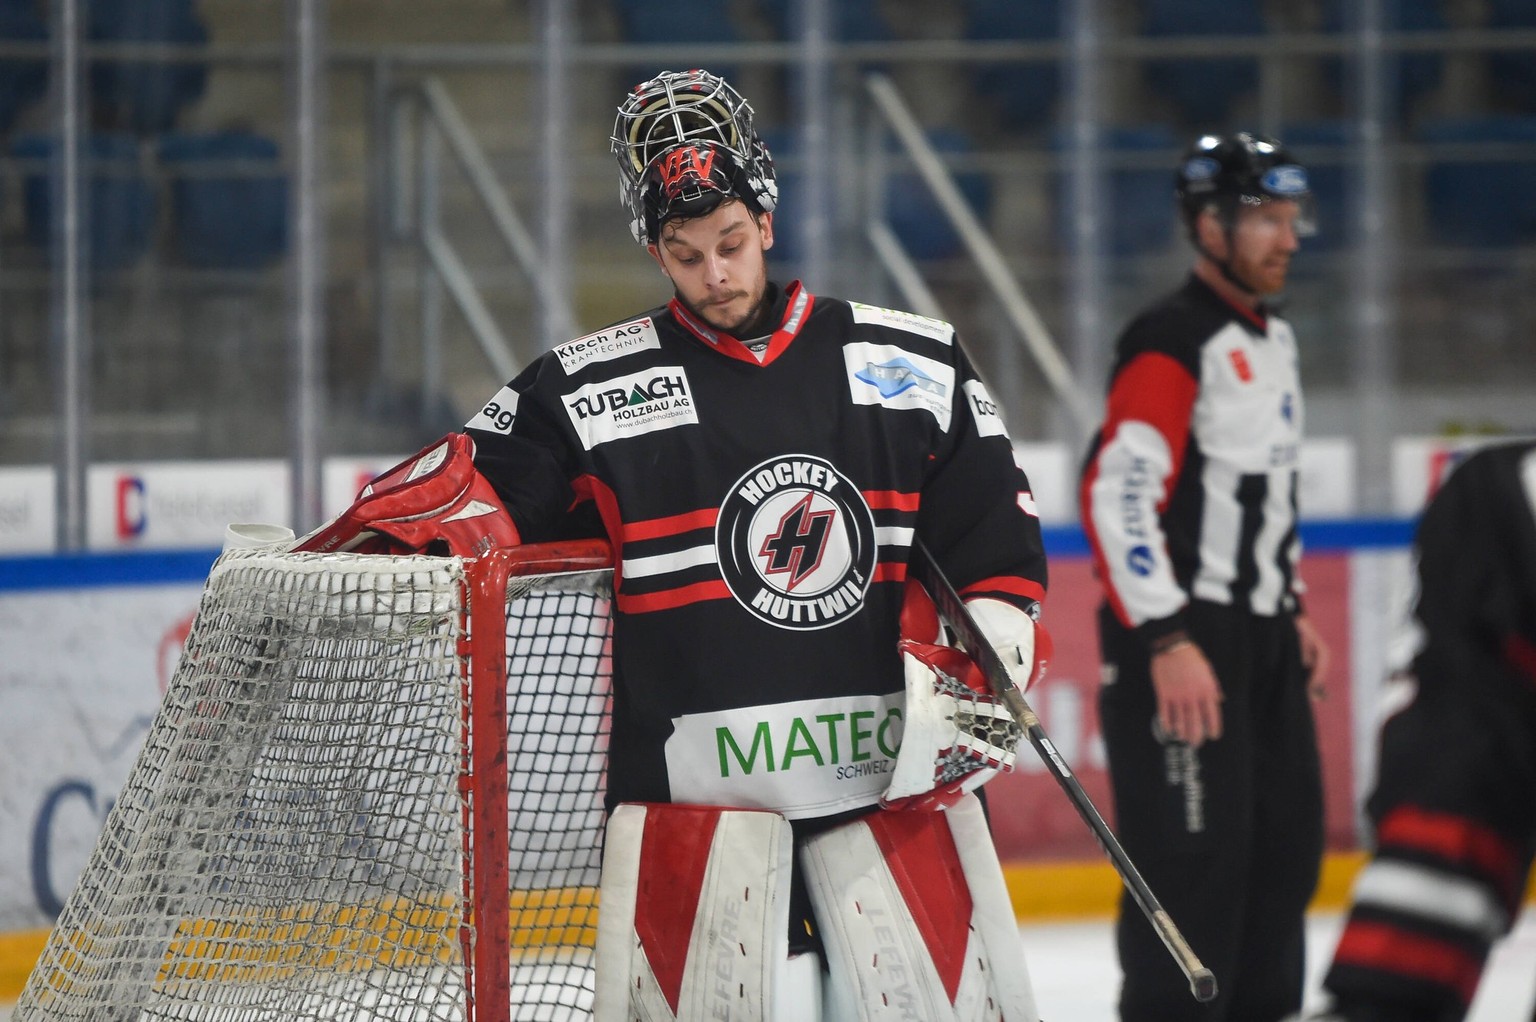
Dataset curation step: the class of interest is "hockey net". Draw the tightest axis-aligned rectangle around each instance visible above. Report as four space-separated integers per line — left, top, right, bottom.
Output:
14 541 614 1022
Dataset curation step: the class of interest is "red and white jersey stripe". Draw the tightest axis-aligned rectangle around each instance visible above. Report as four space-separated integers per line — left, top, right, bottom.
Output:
1081 274 1304 640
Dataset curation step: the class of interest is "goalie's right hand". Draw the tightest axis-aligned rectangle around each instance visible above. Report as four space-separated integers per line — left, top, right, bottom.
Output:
881 636 1022 812
882 581 1054 812
968 596 1051 694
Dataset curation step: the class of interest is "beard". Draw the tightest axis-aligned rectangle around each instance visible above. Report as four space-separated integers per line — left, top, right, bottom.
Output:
1233 257 1289 296
676 283 774 337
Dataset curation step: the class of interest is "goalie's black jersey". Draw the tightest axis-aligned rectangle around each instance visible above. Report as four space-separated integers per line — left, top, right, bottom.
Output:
466 281 1047 820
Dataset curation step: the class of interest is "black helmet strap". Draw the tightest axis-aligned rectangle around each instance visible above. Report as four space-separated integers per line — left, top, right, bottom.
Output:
1192 202 1263 298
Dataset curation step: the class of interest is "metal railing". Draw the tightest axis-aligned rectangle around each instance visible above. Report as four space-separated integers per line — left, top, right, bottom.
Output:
862 72 1099 446
385 77 578 399
4 7 1536 546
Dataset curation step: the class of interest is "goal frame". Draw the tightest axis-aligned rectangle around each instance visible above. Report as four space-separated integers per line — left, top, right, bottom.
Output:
468 540 611 1022
15 537 615 1022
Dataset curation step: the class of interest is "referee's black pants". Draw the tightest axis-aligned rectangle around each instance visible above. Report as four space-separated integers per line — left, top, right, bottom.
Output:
1097 600 1325 1022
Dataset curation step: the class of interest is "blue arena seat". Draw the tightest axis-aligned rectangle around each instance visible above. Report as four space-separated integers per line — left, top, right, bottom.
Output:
756 0 893 111
612 0 743 86
1486 0 1536 24
962 0 1061 133
754 127 813 264
1052 123 1179 257
756 0 893 42
883 127 993 260
612 0 739 43
0 0 48 136
158 129 289 270
1416 115 1536 248
1484 0 1536 113
87 0 209 134
1279 120 1355 252
761 125 992 264
1140 0 1264 129
13 132 158 272
1318 0 1445 124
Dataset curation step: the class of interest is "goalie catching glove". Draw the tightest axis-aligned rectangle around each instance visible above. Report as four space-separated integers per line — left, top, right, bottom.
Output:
292 433 521 557
884 582 1051 812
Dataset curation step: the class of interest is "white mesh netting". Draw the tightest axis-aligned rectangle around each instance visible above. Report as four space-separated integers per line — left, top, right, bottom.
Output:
14 547 613 1022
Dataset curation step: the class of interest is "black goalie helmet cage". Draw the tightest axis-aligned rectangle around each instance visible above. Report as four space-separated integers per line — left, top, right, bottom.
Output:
611 69 779 245
1175 131 1317 239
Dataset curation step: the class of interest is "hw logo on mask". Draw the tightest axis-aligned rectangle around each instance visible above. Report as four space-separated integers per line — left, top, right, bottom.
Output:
657 146 718 196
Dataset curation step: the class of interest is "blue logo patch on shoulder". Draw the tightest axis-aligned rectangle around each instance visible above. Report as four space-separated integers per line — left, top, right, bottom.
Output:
855 358 947 399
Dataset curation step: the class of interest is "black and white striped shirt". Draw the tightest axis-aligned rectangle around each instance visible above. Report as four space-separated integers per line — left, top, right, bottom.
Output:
1080 274 1305 644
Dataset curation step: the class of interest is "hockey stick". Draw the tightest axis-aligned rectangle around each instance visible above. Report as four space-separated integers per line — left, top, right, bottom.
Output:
908 538 1218 1004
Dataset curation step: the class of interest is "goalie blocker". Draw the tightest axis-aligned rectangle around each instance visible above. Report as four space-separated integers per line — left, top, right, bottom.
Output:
596 799 1040 1022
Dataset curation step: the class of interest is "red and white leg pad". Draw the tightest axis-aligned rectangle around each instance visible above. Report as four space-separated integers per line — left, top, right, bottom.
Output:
799 794 1039 1021
595 803 794 1022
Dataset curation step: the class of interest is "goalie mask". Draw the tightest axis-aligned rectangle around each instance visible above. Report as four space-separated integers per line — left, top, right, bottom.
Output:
611 68 778 245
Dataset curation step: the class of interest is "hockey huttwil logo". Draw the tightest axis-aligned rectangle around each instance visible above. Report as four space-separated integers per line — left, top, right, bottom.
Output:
716 455 876 630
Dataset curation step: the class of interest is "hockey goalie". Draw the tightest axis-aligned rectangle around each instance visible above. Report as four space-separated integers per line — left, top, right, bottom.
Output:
294 65 1055 1022
296 433 1048 1022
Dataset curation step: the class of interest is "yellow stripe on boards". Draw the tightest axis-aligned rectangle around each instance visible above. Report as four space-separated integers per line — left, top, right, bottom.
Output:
0 929 49 1001
1000 851 1373 921
3 860 1532 1002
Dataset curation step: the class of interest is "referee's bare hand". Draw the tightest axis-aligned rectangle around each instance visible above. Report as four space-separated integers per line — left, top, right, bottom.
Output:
1151 642 1224 748
1295 614 1331 702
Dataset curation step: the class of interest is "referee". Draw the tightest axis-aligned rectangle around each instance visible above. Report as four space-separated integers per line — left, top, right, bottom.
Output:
1079 132 1332 1022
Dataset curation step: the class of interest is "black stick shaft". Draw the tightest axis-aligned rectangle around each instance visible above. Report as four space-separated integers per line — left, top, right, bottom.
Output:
908 539 1217 1004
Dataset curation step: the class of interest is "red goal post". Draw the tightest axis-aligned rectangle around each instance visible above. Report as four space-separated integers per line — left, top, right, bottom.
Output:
14 540 615 1022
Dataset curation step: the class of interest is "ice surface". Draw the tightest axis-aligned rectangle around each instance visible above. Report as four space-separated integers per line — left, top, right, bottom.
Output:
1021 910 1536 1021
3 911 1529 1021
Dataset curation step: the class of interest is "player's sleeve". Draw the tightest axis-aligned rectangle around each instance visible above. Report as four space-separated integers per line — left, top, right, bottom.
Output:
914 341 1047 614
1415 442 1536 666
1321 442 1536 1019
462 358 596 542
1078 327 1200 645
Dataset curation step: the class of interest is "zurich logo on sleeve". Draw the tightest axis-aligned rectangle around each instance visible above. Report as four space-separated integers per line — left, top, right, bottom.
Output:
1127 544 1156 577
1263 165 1309 196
